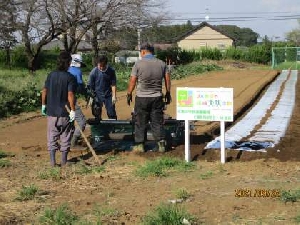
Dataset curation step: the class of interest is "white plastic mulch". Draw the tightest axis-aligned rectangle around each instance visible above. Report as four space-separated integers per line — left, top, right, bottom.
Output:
204 70 297 151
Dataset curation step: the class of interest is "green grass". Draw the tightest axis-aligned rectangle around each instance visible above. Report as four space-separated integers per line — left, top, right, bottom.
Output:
0 150 14 158
175 188 191 200
142 204 195 225
0 150 13 168
199 171 214 180
0 159 11 167
39 204 78 225
280 189 300 203
273 61 300 70
294 213 300 223
38 167 61 180
135 157 195 178
74 163 105 175
16 184 39 201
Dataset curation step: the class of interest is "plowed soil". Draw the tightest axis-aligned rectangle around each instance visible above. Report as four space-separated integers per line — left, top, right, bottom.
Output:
1 64 300 224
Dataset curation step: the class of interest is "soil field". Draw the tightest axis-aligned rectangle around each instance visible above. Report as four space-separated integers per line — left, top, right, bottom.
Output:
1 64 300 224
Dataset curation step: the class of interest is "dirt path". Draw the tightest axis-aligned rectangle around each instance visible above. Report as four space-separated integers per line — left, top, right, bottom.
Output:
2 68 300 224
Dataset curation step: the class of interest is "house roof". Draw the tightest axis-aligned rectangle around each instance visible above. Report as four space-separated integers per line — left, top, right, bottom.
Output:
175 21 235 42
42 39 92 51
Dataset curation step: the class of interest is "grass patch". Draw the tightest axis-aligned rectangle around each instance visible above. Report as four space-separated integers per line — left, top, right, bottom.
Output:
0 150 13 168
280 189 300 203
175 188 191 200
74 163 105 175
0 150 14 158
135 157 195 178
142 203 195 225
39 204 78 225
294 213 300 223
0 159 11 168
199 171 214 180
38 167 61 180
16 184 38 201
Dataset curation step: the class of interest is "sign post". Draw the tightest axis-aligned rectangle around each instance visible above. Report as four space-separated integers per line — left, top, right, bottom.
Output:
177 87 233 163
184 120 190 162
220 120 226 163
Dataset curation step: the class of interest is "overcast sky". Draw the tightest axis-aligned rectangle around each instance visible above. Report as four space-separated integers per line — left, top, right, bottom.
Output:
166 0 300 41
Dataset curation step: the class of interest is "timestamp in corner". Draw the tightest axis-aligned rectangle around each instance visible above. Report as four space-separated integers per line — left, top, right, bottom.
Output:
235 188 281 198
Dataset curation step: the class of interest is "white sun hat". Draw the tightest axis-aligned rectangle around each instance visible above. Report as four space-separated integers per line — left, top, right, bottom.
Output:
71 54 86 67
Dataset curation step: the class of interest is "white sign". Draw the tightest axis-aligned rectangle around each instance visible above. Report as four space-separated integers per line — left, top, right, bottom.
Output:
176 87 234 121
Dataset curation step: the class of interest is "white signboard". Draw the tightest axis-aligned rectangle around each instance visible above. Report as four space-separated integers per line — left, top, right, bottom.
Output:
176 87 234 121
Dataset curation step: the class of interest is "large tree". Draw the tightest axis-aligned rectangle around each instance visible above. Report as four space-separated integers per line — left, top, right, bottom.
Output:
286 19 300 45
87 0 168 64
0 0 18 67
216 25 259 47
15 0 73 71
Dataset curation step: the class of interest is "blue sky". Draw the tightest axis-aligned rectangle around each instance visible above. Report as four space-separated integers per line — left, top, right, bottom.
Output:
166 0 300 40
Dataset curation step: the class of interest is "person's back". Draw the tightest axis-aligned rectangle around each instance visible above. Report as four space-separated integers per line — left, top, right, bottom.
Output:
134 57 166 97
126 42 171 153
41 51 77 167
45 71 75 117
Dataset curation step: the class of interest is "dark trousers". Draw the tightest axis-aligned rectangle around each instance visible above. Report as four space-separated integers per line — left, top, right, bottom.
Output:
134 96 165 143
97 96 117 119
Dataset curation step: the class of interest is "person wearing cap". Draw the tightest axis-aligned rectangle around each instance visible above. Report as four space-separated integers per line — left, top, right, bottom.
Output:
68 54 87 147
41 51 76 166
126 42 171 153
88 55 117 120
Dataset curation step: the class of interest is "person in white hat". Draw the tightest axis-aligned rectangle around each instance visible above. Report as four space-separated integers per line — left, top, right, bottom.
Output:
68 53 87 147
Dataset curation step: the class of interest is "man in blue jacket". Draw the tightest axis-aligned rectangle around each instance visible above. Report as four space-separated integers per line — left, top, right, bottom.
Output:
88 55 117 120
68 54 87 147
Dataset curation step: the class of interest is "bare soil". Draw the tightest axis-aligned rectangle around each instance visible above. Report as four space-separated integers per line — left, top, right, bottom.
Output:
1 65 300 224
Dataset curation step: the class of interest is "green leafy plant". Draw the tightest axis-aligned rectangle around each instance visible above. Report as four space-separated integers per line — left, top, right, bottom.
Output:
16 184 38 201
142 204 195 225
39 204 78 225
135 157 195 178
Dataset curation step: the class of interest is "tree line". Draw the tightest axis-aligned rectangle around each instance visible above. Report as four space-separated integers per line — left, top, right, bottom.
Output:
1 0 167 71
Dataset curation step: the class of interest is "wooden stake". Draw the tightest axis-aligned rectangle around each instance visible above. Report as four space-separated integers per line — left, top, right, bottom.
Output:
65 105 102 165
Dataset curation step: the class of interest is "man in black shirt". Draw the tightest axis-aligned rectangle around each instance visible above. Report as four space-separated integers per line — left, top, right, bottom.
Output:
41 51 77 166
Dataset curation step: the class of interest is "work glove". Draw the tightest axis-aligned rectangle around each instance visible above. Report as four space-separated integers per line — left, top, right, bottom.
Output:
112 96 116 105
88 97 93 107
165 91 172 105
69 110 75 122
41 105 47 116
126 93 132 106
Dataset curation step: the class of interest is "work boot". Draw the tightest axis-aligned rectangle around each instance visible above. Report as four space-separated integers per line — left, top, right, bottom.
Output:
158 140 167 153
61 151 68 166
132 143 145 153
50 151 56 167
